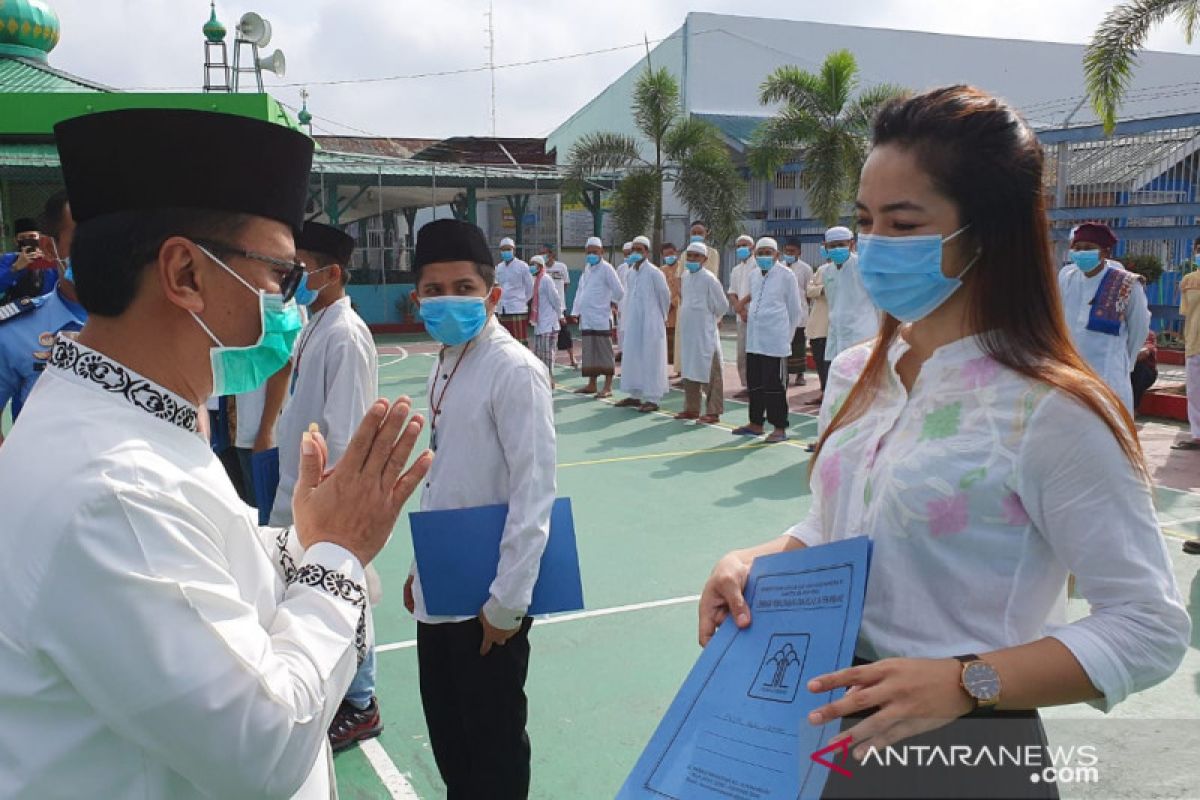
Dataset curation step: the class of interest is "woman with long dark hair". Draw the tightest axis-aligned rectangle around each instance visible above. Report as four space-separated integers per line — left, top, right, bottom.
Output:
698 86 1190 799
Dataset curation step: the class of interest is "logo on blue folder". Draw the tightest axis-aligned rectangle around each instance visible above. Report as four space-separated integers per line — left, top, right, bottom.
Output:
748 633 810 703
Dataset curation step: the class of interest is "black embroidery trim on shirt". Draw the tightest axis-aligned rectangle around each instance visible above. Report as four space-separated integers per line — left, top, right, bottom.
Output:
289 562 368 666
276 527 299 584
49 337 199 433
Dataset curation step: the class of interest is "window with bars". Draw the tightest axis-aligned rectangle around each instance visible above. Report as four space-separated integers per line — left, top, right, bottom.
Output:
774 171 798 190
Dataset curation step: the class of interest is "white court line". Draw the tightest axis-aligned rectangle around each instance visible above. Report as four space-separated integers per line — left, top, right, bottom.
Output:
377 347 409 369
360 738 422 799
376 594 700 654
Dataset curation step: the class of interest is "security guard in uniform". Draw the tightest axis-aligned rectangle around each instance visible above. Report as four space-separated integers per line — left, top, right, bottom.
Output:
0 193 83 443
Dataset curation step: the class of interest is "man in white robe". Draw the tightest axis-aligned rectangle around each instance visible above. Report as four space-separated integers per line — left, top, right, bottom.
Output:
0 108 430 800
675 242 729 423
818 225 878 363
494 237 532 341
1058 222 1150 413
571 236 623 398
727 233 755 398
615 235 670 412
269 222 383 753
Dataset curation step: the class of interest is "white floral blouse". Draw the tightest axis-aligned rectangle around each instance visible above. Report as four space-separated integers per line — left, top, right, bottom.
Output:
788 333 1190 711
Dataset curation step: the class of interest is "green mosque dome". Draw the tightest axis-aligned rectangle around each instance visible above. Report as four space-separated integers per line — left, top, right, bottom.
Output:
203 2 226 43
0 0 61 63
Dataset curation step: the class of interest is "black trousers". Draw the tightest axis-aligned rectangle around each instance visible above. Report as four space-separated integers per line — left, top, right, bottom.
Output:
811 337 829 390
418 618 534 800
1131 361 1157 411
747 352 789 428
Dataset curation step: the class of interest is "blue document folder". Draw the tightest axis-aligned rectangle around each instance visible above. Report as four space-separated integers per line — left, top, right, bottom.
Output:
410 497 584 617
620 536 873 800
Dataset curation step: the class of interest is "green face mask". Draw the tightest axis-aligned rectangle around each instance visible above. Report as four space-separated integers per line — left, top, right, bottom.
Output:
192 245 303 396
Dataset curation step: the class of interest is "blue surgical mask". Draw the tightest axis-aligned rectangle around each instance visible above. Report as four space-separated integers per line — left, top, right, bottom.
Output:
586 253 601 266
530 265 540 275
756 255 775 271
685 260 702 273
419 296 489 346
690 235 704 244
192 245 304 396
736 246 751 261
500 250 514 263
1070 249 1102 272
664 255 678 266
291 267 331 306
783 254 797 265
628 252 644 264
857 225 977 323
827 246 851 265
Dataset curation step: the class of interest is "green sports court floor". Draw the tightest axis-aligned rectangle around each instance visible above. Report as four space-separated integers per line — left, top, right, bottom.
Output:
328 331 1200 800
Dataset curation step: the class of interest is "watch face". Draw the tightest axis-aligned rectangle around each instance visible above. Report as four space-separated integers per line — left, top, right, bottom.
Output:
963 662 1001 701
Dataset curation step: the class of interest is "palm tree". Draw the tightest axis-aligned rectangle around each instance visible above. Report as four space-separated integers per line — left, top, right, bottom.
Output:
1085 0 1199 135
564 66 744 252
746 50 905 227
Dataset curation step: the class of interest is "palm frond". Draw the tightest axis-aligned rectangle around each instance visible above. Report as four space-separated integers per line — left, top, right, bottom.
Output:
758 65 828 120
612 168 659 243
671 147 746 246
662 116 722 162
818 49 858 117
841 83 908 136
746 112 823 179
633 67 681 148
800 131 854 227
1084 0 1187 134
1176 0 1200 41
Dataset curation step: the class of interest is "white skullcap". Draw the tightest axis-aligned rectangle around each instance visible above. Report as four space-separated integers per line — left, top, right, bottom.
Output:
586 236 603 248
824 226 853 243
632 235 651 249
736 234 754 245
500 237 515 248
530 254 546 266
755 236 779 251
686 241 708 257
622 241 633 252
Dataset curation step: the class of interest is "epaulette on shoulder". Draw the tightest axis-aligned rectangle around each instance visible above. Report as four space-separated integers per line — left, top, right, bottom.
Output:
0 295 41 324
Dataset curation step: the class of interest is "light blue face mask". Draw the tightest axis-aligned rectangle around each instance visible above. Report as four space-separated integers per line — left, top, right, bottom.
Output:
857 225 978 323
500 250 515 263
628 251 644 264
192 245 304 396
1069 249 1102 272
291 266 332 306
664 255 678 266
685 260 702 273
827 246 851 265
756 255 775 271
586 253 601 266
419 295 489 346
783 254 797 265
690 235 704 244
529 264 541 275
736 246 751 261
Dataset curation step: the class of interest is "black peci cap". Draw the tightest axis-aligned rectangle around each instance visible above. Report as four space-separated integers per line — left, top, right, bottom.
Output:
54 108 314 231
297 221 356 264
414 218 492 271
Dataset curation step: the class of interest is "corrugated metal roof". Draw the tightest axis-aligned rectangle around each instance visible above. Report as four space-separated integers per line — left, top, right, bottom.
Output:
692 113 769 149
1064 130 1200 188
0 57 112 93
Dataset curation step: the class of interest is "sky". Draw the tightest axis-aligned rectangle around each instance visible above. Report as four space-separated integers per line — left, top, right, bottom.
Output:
44 0 1200 141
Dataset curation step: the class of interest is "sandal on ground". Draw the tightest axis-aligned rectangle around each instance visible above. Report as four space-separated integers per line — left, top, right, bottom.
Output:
698 415 720 424
637 403 660 413
595 390 612 399
731 425 762 436
573 386 597 394
674 411 700 420
765 430 788 444
614 397 641 407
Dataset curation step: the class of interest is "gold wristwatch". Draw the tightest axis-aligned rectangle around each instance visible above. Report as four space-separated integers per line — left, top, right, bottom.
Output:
954 654 1001 710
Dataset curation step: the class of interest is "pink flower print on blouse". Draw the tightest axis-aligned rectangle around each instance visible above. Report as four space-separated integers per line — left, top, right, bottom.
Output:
1001 491 1031 527
927 492 969 537
819 451 843 498
962 356 1000 390
839 346 870 377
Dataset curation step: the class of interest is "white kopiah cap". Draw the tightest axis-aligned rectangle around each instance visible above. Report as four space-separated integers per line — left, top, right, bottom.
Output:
499 237 515 248
755 236 779 251
632 235 651 249
530 255 546 266
686 241 708 257
736 234 754 245
585 236 603 248
824 226 853 243
622 241 633 252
